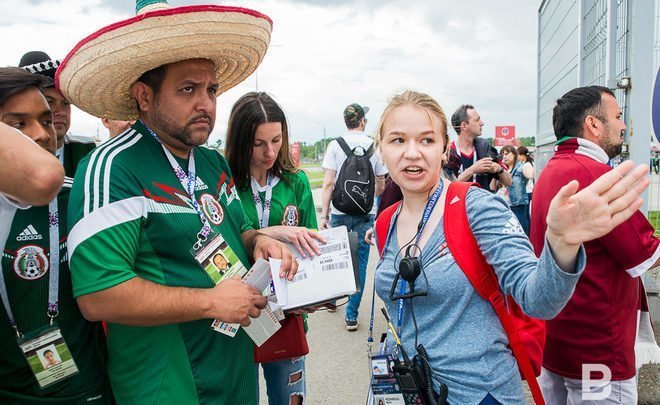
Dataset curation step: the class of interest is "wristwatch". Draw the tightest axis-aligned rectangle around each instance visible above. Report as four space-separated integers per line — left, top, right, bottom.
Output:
321 215 330 220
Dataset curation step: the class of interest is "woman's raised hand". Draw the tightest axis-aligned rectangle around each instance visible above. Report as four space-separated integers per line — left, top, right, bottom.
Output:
546 160 649 247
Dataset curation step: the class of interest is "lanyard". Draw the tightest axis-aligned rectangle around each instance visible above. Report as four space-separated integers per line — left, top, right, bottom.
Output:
143 122 211 247
0 158 62 338
454 141 477 183
381 180 445 331
250 171 274 229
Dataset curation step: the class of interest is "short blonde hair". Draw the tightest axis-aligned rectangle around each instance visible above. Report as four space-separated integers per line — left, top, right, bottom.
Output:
374 90 449 153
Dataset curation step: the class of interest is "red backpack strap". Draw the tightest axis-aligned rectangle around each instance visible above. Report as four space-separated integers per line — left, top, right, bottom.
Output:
443 182 545 405
375 201 401 256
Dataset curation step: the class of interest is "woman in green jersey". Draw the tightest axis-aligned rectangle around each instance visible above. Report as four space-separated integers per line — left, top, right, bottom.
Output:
225 92 323 405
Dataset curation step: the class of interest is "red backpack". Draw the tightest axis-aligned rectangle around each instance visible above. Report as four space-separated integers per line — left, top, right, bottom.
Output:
375 182 546 405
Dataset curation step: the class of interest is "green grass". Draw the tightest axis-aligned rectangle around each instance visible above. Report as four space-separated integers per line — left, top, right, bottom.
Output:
650 211 660 237
301 167 324 189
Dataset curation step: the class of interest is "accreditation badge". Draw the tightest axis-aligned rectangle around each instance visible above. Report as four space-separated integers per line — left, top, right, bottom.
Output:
190 230 248 338
191 230 247 284
18 325 79 388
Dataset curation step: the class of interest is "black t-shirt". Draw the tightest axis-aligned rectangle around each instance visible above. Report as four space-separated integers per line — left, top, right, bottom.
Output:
448 138 499 191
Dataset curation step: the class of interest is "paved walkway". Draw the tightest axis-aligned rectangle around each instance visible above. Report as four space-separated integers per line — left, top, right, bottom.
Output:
258 246 385 404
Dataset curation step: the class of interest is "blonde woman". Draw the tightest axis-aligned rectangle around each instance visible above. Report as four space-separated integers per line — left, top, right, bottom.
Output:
373 90 647 404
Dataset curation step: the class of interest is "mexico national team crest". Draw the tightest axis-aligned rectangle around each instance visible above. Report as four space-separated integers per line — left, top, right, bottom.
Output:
281 205 299 227
201 194 224 225
14 245 49 280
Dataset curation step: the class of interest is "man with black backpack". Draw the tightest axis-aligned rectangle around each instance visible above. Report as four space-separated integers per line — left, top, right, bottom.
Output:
320 103 387 331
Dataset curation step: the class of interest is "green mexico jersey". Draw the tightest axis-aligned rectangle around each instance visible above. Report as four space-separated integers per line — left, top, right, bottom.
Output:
61 135 95 178
68 121 256 404
238 171 316 332
0 179 109 404
237 170 318 230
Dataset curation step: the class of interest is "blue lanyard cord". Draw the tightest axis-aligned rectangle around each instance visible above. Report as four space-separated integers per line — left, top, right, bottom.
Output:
368 204 401 345
367 266 378 343
367 180 445 343
0 188 61 337
395 180 444 329
144 122 211 244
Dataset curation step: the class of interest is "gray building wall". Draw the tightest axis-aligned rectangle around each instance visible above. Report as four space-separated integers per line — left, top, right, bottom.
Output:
536 0 657 170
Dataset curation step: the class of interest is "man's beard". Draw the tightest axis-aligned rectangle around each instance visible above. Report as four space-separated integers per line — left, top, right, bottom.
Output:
602 141 623 160
151 105 214 148
600 122 623 159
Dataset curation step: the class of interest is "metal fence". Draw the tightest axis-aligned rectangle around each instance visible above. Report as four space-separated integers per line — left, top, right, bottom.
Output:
581 1 608 86
581 0 630 153
540 0 659 226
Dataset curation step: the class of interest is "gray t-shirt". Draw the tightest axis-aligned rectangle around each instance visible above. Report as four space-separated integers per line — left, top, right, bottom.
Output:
375 187 585 404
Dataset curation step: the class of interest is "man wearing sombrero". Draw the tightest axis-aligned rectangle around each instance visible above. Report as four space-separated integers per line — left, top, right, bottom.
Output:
60 1 297 402
19 51 96 177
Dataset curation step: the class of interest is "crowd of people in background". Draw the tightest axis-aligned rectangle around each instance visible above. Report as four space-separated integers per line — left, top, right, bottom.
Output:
1 1 659 404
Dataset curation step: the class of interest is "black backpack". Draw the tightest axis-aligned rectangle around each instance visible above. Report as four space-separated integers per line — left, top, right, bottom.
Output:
331 137 375 215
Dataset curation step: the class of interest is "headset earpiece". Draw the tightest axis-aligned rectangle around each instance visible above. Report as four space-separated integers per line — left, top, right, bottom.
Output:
399 244 421 283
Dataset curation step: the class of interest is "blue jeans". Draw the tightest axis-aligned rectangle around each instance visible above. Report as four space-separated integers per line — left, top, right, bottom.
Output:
331 213 374 321
510 204 530 236
258 357 306 404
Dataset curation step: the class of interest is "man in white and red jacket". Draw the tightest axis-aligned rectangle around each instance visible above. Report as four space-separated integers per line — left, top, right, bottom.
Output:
531 85 660 404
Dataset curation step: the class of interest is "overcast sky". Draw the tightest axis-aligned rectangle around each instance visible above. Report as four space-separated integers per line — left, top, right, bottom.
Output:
0 0 539 145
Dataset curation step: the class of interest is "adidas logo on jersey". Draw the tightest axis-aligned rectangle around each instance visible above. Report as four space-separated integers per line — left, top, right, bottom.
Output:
503 216 525 235
16 225 43 241
195 177 208 191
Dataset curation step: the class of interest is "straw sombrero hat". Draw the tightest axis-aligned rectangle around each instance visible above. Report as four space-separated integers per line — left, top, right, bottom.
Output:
56 0 272 120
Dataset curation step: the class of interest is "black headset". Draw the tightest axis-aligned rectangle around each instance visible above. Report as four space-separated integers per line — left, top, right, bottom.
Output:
399 244 422 283
389 222 428 300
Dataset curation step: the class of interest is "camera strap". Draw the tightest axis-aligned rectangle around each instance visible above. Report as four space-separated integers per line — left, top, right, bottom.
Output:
452 140 477 183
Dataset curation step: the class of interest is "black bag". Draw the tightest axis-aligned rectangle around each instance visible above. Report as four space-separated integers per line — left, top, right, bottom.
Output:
331 137 375 215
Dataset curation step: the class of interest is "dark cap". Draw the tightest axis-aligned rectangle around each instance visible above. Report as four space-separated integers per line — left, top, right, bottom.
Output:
18 51 60 85
343 103 369 128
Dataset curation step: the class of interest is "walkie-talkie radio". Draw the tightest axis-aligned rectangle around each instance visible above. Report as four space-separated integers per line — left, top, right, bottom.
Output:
381 308 448 405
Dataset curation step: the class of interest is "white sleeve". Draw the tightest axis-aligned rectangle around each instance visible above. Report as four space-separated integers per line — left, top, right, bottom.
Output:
374 158 388 176
322 141 339 171
0 192 30 210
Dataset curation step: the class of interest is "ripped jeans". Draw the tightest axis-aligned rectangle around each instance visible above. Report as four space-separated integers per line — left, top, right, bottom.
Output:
259 356 306 404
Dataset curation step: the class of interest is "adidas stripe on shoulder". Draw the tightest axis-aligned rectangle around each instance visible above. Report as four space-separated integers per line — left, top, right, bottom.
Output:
82 129 141 216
